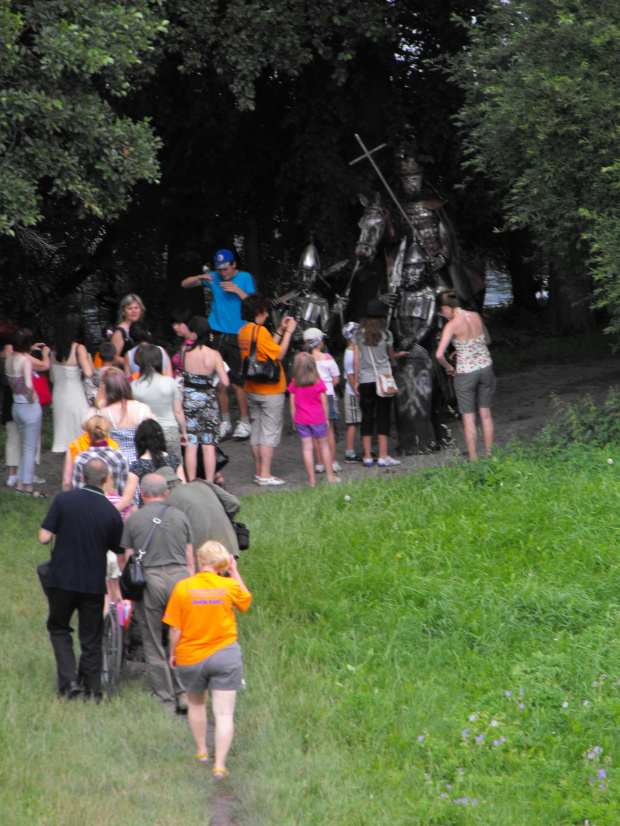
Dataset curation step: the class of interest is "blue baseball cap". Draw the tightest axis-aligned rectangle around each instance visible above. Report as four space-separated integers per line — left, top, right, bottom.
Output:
215 249 235 269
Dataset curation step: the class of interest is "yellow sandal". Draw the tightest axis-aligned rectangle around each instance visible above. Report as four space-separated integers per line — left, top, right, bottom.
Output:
195 753 209 764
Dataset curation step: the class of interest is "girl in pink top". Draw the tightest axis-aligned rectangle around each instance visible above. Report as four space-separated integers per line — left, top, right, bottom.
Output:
288 354 340 487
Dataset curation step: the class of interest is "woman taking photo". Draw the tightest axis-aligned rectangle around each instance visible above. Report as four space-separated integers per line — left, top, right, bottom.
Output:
4 329 45 496
435 291 495 461
164 540 251 776
238 295 296 486
51 313 93 453
352 299 407 468
110 294 145 367
182 317 229 482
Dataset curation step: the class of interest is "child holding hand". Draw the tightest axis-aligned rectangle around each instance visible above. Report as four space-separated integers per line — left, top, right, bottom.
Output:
288 353 340 487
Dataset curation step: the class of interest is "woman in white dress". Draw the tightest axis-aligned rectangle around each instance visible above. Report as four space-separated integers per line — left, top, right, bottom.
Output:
51 314 93 453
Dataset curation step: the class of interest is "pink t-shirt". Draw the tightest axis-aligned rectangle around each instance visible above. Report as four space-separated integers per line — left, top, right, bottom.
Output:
287 379 327 425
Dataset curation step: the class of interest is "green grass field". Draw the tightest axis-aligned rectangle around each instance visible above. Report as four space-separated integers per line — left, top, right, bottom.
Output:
2 441 620 824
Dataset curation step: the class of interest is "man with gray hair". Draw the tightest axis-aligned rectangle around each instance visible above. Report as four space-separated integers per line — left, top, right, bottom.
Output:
120 472 194 712
39 458 124 701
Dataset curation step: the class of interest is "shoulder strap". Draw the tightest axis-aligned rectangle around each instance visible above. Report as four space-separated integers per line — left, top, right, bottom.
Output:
136 503 169 559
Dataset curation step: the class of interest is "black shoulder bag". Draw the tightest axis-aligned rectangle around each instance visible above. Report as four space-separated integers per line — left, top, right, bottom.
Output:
241 324 281 384
120 504 168 601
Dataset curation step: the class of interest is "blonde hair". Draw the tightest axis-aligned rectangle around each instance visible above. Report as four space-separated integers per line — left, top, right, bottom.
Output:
116 293 145 325
197 540 231 572
84 415 110 443
291 352 319 388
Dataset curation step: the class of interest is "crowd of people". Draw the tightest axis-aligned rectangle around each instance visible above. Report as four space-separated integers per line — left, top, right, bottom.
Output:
1 246 495 775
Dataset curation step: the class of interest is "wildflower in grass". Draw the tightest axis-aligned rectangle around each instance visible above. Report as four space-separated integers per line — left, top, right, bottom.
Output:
593 746 603 755
491 720 499 727
593 681 599 687
583 700 589 706
493 739 500 746
475 734 484 743
500 736 506 743
462 728 470 739
519 703 525 709
519 688 525 696
469 713 476 722
440 793 447 799
446 783 451 789
417 735 424 742
344 495 351 501
458 768 463 773
562 701 569 708
607 458 613 464
505 690 511 697
598 768 606 779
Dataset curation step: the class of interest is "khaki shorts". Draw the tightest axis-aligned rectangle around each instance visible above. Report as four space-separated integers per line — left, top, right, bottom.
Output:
177 641 244 693
454 366 496 414
247 392 285 447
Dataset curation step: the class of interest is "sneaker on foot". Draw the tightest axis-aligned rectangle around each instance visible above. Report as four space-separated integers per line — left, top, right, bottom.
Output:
363 458 374 468
5 475 17 487
256 476 286 486
217 421 232 441
378 456 401 467
344 453 361 464
232 421 252 440
315 463 326 473
33 475 46 485
332 461 342 473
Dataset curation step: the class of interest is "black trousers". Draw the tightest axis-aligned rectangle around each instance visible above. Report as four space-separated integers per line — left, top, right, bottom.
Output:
359 382 392 437
46 587 105 695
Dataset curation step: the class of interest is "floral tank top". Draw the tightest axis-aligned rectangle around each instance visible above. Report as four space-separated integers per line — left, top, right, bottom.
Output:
453 335 492 374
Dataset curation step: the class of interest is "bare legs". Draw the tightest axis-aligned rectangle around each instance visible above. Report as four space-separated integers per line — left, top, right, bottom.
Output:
461 408 494 461
184 443 216 482
362 434 388 462
217 383 249 419
302 436 336 484
187 689 237 773
251 444 275 479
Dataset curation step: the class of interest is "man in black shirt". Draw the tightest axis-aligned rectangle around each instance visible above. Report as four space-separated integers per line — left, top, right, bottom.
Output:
39 458 123 701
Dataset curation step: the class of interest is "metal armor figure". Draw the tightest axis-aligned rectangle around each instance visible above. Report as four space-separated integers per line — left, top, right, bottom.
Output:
273 243 347 345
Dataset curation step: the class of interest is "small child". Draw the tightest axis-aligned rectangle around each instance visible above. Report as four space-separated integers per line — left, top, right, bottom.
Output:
302 328 341 474
342 322 362 462
93 341 118 408
288 353 340 487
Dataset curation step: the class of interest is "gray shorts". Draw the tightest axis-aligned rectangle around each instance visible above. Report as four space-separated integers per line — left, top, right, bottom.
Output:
247 392 285 447
344 392 361 425
176 641 244 693
454 365 496 414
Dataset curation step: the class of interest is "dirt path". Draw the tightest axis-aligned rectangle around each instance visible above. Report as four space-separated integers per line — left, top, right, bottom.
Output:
28 354 620 501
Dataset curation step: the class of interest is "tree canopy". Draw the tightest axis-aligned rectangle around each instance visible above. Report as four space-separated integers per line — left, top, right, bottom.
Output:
448 0 620 330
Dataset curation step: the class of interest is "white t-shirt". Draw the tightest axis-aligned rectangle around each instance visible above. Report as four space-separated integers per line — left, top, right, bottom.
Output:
344 347 356 396
315 356 340 396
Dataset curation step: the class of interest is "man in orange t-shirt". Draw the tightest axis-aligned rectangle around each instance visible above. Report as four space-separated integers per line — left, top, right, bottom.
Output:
164 541 251 777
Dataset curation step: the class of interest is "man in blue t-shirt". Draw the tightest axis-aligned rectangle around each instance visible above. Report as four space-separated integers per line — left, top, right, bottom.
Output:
182 249 255 440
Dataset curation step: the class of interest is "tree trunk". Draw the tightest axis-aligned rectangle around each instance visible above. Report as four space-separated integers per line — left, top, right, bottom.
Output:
546 260 596 334
507 228 539 313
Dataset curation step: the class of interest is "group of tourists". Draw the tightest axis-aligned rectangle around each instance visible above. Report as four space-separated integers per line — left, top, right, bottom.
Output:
0 242 496 778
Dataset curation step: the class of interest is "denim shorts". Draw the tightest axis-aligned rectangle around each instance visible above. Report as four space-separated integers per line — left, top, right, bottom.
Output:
327 394 340 420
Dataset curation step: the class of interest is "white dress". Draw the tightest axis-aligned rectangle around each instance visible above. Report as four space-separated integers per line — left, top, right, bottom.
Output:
51 346 90 452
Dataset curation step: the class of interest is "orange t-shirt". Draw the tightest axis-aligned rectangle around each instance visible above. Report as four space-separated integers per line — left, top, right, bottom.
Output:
238 322 285 395
163 571 252 666
69 432 120 462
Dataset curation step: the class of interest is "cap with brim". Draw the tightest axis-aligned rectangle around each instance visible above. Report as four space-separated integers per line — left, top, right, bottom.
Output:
155 465 182 488
302 327 323 345
215 249 234 269
365 299 388 318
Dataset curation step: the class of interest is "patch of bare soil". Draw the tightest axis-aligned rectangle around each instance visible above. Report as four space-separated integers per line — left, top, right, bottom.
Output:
27 355 620 504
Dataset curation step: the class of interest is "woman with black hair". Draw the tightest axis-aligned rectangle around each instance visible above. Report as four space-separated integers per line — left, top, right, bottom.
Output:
51 313 94 452
123 321 173 379
182 317 229 482
114 418 186 510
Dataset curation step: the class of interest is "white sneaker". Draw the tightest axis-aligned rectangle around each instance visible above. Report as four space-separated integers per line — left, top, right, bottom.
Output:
5 475 17 487
378 456 401 467
315 463 326 473
33 475 46 485
217 421 232 441
332 461 342 473
232 421 252 440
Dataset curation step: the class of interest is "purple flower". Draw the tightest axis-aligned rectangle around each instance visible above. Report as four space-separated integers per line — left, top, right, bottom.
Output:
588 753 595 760
493 739 500 747
462 728 470 739
446 784 451 789
598 768 607 779
475 734 484 743
593 681 599 687
491 720 499 727
562 701 568 708
589 777 594 784
583 700 589 707
472 798 478 804
519 688 525 696
500 736 506 743
440 793 447 799
519 702 525 709
417 735 424 742
505 690 512 697
458 768 463 773
469 713 477 722
594 746 603 755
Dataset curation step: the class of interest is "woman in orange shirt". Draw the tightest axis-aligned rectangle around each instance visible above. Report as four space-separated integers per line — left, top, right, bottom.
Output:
164 541 251 777
238 295 296 486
